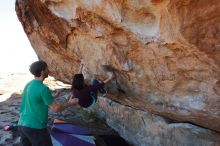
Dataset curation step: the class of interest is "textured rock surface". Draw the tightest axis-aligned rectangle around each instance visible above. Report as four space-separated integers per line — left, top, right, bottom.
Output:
90 96 220 146
15 0 220 145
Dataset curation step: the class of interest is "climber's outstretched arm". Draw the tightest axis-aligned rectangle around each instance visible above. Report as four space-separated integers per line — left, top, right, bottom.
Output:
78 63 84 74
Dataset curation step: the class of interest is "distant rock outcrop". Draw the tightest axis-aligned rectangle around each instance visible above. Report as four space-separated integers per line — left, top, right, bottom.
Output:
15 0 220 145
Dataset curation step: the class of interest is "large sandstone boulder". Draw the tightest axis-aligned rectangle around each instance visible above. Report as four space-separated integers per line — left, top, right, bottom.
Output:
15 0 220 145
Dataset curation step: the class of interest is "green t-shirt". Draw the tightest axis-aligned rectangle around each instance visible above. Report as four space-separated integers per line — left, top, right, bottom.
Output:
18 79 54 129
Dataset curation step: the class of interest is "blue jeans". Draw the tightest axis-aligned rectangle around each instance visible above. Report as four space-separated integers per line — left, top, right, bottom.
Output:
90 79 107 104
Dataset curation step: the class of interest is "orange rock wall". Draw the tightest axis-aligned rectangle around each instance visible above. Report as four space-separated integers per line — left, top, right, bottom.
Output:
16 0 220 133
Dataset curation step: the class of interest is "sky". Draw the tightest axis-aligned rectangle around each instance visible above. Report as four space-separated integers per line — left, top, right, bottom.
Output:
0 0 38 73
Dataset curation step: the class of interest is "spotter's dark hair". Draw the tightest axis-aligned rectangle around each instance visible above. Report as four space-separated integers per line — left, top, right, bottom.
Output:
29 61 48 77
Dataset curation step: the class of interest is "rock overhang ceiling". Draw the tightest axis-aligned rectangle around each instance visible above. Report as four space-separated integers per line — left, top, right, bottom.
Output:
16 0 220 135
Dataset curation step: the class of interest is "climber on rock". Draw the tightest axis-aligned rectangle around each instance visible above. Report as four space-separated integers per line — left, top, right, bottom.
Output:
71 63 115 108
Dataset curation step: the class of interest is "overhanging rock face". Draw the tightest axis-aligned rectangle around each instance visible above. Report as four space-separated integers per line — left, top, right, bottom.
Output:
16 0 220 145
